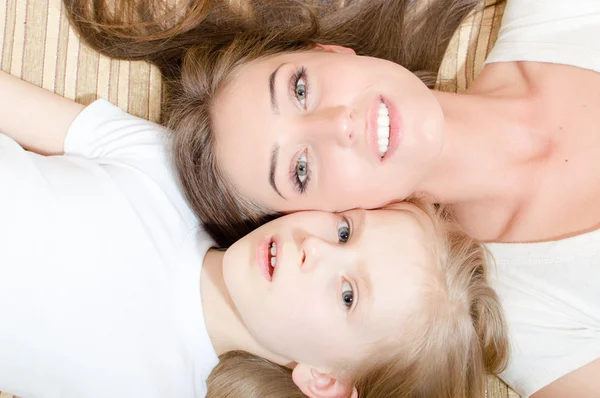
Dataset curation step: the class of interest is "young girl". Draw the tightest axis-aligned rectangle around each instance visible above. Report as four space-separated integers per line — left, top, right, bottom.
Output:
63 0 600 395
0 71 506 398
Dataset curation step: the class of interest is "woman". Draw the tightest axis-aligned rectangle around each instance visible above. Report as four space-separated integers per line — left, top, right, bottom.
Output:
64 0 600 396
0 71 506 398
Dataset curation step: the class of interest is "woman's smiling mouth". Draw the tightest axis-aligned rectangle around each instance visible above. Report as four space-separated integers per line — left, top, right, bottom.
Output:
369 96 403 162
377 101 391 157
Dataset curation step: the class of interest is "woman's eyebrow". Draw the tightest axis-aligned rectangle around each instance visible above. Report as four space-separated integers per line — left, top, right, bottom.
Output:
269 143 286 199
269 63 286 115
268 62 289 200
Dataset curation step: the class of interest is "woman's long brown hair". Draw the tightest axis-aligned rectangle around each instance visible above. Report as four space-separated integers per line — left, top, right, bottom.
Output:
63 0 501 247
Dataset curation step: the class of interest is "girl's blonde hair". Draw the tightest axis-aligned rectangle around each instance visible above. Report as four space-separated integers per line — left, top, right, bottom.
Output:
207 351 305 398
205 200 507 398
64 0 504 247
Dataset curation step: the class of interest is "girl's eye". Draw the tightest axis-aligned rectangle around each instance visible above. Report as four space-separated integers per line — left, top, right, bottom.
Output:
341 280 354 309
295 78 307 107
337 219 351 244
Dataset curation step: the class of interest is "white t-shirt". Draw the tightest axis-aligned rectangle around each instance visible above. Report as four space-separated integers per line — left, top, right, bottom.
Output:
488 234 600 398
485 0 600 74
0 100 219 398
484 1 600 395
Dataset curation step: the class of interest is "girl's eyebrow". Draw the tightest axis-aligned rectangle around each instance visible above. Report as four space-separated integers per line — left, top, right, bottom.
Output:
348 270 372 326
357 213 372 314
347 211 372 323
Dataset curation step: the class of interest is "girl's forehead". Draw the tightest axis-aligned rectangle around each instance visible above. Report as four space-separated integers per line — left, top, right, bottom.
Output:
364 207 430 237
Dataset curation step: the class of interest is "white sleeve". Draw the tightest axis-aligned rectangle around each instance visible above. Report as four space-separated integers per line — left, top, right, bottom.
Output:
485 0 600 73
64 99 170 161
489 234 600 397
499 312 600 397
63 98 198 235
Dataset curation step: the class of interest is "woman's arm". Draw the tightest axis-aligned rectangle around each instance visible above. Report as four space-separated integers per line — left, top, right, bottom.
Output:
532 358 600 398
0 71 84 155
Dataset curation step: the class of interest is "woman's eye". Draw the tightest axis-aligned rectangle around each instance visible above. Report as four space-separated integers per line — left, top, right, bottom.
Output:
296 152 308 183
341 280 354 309
295 78 307 107
337 219 351 244
289 67 309 110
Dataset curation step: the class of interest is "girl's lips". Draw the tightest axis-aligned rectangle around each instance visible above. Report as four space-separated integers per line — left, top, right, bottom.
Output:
256 236 273 282
255 236 279 282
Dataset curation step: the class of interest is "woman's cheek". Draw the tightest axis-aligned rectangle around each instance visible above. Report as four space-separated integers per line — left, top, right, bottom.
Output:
329 160 366 191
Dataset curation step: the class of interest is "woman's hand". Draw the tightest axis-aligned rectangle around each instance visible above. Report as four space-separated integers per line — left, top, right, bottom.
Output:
0 71 84 155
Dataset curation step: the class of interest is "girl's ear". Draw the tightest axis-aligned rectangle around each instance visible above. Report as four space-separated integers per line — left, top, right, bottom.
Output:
292 364 358 398
315 44 356 55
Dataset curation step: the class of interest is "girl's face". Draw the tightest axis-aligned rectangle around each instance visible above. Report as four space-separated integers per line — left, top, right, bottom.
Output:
213 46 445 214
222 205 435 373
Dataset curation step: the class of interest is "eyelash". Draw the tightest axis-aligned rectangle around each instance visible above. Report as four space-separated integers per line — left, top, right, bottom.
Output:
289 66 309 109
288 67 311 194
289 149 311 194
339 217 355 311
338 216 352 244
341 279 356 311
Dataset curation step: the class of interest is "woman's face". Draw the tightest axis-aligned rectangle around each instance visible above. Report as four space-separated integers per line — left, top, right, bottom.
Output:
213 46 445 213
222 205 434 372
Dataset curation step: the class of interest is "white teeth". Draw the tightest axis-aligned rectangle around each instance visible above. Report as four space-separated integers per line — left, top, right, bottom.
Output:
378 104 388 116
269 242 277 267
377 102 390 157
377 115 390 127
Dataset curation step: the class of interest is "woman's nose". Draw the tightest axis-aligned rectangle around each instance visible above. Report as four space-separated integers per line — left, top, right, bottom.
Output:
303 106 356 147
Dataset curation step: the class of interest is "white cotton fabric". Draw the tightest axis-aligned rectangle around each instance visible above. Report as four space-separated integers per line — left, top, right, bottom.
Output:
485 0 600 73
0 99 218 398
488 232 600 397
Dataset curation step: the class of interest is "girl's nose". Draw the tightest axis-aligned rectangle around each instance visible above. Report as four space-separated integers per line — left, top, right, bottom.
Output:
299 235 351 273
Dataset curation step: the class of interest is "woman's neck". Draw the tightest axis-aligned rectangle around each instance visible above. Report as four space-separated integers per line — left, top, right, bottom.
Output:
200 250 290 365
422 91 530 199
417 80 553 239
